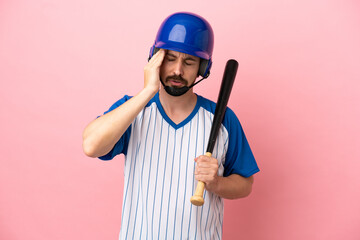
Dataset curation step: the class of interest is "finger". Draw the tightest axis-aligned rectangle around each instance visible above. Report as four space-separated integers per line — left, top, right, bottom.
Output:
194 167 218 176
196 155 218 164
196 170 217 179
196 162 216 170
196 159 218 169
195 174 216 183
148 48 166 65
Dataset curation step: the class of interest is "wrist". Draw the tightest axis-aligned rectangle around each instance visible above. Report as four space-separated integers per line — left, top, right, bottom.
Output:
206 175 222 194
141 85 159 99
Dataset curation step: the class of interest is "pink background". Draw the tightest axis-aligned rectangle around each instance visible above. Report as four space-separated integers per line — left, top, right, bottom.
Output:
1 0 360 239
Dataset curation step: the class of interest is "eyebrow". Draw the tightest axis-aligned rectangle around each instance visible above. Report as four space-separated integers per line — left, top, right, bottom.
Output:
166 52 197 62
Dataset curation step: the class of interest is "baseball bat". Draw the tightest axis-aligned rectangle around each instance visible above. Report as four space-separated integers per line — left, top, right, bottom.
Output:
190 59 239 206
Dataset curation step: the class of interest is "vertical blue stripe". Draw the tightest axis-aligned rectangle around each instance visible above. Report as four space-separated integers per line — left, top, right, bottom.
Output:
215 197 221 239
132 107 153 239
215 132 220 172
138 109 145 123
208 202 215 239
180 120 192 240
198 108 208 239
172 127 184 239
223 133 229 150
187 112 200 239
204 193 212 240
165 130 177 238
124 142 141 240
199 191 207 240
157 124 170 239
120 117 137 237
221 146 226 167
140 108 158 238
151 118 164 239
222 134 229 166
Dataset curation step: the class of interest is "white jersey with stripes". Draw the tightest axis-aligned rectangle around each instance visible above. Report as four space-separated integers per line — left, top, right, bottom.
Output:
99 93 259 240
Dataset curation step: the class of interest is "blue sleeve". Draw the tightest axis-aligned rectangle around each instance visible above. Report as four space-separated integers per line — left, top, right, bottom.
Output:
223 108 260 177
98 95 133 161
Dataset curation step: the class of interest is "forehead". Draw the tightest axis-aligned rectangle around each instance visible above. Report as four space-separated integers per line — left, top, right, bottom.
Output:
166 50 200 61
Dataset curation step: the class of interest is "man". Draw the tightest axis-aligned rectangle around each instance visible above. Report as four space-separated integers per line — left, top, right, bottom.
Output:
82 12 259 240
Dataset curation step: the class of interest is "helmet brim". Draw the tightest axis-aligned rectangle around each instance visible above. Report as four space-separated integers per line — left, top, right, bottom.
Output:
155 41 211 60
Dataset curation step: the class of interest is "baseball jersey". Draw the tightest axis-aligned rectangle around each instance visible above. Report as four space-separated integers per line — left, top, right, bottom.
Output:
99 92 259 240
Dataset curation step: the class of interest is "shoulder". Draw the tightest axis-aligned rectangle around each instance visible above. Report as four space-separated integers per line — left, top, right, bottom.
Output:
105 95 133 113
196 95 216 113
197 95 240 129
104 94 157 114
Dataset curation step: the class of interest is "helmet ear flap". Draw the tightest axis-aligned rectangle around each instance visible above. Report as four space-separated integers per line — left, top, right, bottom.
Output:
198 59 212 78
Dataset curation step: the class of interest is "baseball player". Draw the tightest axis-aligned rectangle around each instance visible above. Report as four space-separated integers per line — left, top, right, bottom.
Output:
83 12 259 240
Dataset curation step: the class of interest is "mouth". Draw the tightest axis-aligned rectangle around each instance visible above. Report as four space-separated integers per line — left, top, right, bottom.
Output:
169 79 185 87
166 76 187 88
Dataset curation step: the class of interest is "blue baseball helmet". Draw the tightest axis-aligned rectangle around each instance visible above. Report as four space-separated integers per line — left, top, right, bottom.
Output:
149 12 214 78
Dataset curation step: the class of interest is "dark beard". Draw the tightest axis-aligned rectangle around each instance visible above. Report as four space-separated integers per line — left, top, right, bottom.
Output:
160 75 190 97
160 74 206 97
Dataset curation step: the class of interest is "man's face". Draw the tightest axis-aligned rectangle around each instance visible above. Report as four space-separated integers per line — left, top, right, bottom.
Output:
160 50 200 89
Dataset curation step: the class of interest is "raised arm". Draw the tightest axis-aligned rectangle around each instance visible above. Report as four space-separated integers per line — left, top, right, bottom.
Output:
82 49 166 158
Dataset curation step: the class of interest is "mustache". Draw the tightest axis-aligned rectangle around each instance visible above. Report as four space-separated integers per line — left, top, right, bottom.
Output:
165 75 188 84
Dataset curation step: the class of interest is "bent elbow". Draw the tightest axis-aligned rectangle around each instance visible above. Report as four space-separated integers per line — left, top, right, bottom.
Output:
234 175 254 199
230 185 252 200
241 176 254 198
82 139 98 158
241 185 253 198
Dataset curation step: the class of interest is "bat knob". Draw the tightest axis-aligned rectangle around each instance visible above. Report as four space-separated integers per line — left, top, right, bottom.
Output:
191 172 207 206
190 196 204 206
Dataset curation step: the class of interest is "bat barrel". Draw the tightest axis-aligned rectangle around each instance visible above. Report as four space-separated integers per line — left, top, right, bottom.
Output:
206 59 238 153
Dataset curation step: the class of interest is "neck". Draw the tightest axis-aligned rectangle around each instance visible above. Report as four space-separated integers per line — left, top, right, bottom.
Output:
159 87 197 124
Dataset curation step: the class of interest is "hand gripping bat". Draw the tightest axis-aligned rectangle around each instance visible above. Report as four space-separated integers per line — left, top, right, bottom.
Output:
190 59 239 206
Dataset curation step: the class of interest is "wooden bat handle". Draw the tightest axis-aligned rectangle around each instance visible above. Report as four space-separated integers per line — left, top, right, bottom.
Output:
190 152 212 206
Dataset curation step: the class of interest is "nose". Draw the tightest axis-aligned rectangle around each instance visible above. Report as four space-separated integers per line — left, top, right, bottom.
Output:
173 60 184 76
